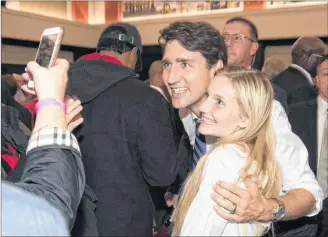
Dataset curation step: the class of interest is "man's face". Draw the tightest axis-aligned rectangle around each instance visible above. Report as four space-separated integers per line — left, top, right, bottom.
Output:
222 21 258 68
316 59 328 100
162 40 213 115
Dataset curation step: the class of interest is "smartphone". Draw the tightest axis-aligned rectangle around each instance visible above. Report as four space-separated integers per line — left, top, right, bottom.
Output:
27 27 64 89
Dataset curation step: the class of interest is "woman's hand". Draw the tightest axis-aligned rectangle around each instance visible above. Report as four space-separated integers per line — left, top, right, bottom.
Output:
21 59 69 102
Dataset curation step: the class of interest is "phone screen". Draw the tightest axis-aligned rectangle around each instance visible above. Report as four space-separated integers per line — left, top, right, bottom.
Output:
35 34 59 68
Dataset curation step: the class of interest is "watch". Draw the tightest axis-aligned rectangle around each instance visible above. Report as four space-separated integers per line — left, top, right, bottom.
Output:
271 198 286 221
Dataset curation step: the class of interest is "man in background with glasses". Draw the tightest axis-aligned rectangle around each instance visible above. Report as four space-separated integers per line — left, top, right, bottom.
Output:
221 17 288 113
221 17 259 69
272 36 326 106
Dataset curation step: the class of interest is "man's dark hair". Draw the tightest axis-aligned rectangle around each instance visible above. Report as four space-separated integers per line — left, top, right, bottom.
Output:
159 21 227 67
226 17 258 42
1 74 17 96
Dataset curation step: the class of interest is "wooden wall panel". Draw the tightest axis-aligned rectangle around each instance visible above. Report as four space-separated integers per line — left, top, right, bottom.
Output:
72 1 88 23
105 1 121 23
244 1 265 11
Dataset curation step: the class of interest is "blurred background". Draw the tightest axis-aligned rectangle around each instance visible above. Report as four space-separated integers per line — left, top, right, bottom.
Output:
1 0 327 81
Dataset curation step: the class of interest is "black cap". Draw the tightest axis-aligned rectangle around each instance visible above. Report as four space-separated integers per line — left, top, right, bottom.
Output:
97 23 143 71
97 22 142 54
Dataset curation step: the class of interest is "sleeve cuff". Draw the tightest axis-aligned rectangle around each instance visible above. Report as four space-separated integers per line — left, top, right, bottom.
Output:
287 185 324 217
304 186 324 217
27 127 81 154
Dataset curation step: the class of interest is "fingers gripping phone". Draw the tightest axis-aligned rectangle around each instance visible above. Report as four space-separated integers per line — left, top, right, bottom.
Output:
27 27 64 89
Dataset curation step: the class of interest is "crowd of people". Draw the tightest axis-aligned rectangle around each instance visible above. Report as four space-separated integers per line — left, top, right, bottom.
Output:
1 16 327 237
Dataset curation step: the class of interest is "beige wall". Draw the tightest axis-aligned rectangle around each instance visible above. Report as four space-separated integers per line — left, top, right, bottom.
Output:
19 1 68 20
2 4 327 48
1 45 74 65
2 8 97 48
126 4 328 45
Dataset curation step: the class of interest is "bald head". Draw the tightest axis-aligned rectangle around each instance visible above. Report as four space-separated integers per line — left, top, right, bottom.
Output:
262 56 286 80
148 60 171 102
149 60 164 87
291 36 326 76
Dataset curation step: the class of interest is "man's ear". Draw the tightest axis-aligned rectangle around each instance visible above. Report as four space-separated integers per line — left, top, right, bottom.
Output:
251 42 259 56
210 60 224 78
314 75 318 86
127 47 138 69
130 47 137 61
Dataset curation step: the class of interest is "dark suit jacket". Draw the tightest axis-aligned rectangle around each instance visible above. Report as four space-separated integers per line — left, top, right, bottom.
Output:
288 99 318 175
274 99 318 237
273 84 289 114
272 66 318 106
149 90 192 211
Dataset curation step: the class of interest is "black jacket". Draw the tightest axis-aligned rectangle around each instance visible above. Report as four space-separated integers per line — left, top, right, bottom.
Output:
149 90 193 211
272 66 318 106
67 58 186 236
1 80 32 129
288 99 318 176
2 105 85 230
272 84 289 114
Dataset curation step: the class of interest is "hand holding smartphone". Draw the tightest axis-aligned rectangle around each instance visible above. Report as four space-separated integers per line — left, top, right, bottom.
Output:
27 27 64 89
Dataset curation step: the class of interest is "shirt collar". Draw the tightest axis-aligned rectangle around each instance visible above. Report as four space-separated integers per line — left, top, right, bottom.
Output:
318 95 328 115
191 111 199 123
290 64 313 85
79 53 123 65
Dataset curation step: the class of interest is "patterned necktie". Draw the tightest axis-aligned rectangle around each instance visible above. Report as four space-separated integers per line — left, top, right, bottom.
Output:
193 119 207 167
318 113 328 199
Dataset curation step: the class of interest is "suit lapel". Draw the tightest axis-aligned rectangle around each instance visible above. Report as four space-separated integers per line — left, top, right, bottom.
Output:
288 66 311 85
306 100 318 175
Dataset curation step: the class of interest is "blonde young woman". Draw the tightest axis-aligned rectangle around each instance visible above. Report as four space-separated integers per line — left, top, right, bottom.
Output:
172 66 282 236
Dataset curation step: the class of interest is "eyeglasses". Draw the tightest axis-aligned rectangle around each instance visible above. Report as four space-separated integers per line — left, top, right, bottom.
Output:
317 71 328 77
311 53 323 59
300 50 324 59
221 33 255 43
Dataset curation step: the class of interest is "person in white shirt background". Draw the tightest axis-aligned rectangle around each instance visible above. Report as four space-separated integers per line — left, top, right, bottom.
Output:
172 66 281 236
159 20 323 233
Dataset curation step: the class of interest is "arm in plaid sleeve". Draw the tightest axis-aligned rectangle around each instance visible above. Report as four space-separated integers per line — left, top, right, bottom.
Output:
15 126 85 230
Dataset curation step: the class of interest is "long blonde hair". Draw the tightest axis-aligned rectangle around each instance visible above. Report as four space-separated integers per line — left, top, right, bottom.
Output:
172 66 281 236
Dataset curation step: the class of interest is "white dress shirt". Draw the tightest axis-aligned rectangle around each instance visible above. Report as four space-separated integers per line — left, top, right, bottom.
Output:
317 95 328 163
290 64 314 86
181 144 270 236
181 100 324 217
179 109 217 151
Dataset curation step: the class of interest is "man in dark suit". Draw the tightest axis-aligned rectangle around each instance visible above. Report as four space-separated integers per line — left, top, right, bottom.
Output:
147 60 192 232
66 23 187 236
288 55 328 237
272 36 325 106
221 16 289 113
